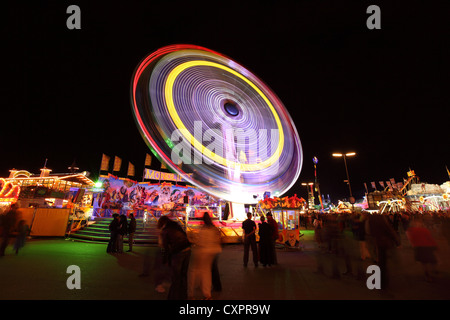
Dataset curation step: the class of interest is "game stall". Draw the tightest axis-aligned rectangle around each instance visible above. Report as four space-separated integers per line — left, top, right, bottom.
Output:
259 195 306 249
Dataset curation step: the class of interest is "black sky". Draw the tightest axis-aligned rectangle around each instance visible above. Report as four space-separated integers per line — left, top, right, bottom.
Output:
1 1 449 203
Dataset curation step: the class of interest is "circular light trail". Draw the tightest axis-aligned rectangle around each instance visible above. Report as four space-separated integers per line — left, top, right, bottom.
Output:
131 44 302 204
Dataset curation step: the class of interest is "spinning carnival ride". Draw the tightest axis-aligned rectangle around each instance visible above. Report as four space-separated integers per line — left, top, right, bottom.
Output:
131 44 302 220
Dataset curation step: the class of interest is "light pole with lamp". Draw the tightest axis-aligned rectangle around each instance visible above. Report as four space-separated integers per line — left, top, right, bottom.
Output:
301 182 314 210
332 152 356 204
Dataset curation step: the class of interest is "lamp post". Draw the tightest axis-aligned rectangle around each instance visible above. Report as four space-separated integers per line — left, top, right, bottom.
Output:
301 182 314 210
332 152 356 202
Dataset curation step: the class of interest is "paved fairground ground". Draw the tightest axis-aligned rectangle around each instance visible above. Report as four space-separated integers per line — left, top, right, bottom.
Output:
1 229 449 318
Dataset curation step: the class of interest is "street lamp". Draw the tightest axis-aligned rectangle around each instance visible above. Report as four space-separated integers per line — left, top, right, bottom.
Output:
332 152 356 201
301 182 314 209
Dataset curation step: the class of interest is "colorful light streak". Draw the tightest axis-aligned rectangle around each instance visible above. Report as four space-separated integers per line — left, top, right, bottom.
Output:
131 45 302 204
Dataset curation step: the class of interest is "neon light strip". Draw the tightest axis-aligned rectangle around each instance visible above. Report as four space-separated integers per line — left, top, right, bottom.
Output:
0 178 20 198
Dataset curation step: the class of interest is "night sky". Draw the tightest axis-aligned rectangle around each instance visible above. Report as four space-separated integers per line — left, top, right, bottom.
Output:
2 1 449 203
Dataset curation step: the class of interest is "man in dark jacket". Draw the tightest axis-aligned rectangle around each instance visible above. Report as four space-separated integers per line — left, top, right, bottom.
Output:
127 213 137 252
242 212 258 267
266 212 279 265
107 213 120 253
157 215 191 300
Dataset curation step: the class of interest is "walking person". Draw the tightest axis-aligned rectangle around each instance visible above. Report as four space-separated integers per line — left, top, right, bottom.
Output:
356 213 371 260
406 218 439 282
366 213 400 289
1 204 18 256
324 214 343 278
158 215 191 300
107 213 120 253
152 232 171 293
211 255 222 292
14 220 30 255
188 212 222 300
258 215 273 267
242 212 258 267
266 212 278 265
127 212 136 252
313 214 324 248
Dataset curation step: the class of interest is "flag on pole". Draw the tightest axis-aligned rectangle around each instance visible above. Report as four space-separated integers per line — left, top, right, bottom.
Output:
386 181 392 191
113 156 122 172
127 162 135 177
390 178 396 188
145 153 152 167
379 181 385 188
100 154 110 171
371 182 377 190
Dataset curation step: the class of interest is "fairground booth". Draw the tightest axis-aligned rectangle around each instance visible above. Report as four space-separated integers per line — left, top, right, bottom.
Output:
258 194 306 249
365 170 450 213
1 167 95 237
92 169 250 243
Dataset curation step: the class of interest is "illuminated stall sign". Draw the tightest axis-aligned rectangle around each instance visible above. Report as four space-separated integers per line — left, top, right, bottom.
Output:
94 175 216 212
0 178 20 203
143 169 192 182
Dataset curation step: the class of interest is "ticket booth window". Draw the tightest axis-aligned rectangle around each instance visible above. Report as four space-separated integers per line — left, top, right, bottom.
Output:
285 210 298 230
271 210 283 229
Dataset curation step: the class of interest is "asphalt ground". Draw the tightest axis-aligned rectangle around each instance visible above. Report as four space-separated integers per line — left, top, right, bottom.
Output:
1 229 449 318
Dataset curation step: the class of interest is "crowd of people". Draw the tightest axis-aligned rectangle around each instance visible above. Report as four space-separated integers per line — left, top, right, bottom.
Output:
148 212 221 300
106 212 136 253
310 210 449 286
242 211 279 267
133 208 450 299
3 201 448 298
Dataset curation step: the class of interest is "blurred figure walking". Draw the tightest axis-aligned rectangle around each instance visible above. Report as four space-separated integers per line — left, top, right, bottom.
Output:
188 212 222 300
366 214 400 289
158 215 191 300
406 218 439 282
1 204 18 256
14 220 30 255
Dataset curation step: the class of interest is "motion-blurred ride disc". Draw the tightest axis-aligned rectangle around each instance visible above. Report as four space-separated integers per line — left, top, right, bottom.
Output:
131 44 302 204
